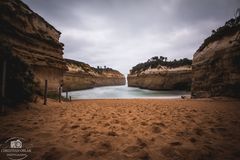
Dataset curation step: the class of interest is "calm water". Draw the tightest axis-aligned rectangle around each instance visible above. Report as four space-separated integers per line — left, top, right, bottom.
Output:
62 85 190 99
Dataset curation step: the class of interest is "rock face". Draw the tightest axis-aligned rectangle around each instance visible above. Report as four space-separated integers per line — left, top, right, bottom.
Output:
128 66 192 90
63 59 126 91
191 18 240 98
0 0 66 93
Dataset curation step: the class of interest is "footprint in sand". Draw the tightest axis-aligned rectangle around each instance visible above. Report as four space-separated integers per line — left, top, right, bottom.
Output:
123 145 141 154
104 122 110 127
132 117 137 121
162 145 216 160
97 141 112 154
81 126 90 130
70 124 80 129
152 122 166 128
152 126 161 133
60 123 69 131
169 140 182 146
141 121 148 126
176 130 191 137
213 127 227 132
136 138 147 149
42 147 82 160
36 132 52 138
107 131 118 136
85 141 112 157
82 132 91 143
210 127 227 136
111 119 120 124
42 147 66 160
193 127 204 136
33 122 38 125
86 150 98 157
189 137 197 143
151 122 166 133
39 119 44 122
123 145 151 160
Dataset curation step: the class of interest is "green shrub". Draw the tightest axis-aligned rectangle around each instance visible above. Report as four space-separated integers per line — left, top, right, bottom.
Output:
0 45 39 106
130 57 192 74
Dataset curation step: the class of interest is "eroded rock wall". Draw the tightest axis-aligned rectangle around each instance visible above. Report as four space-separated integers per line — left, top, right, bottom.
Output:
0 0 66 93
63 59 125 91
128 67 192 90
191 31 240 98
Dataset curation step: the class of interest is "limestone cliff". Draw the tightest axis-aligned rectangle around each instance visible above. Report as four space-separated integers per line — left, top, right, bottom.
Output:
191 17 240 98
0 0 66 93
63 59 126 91
128 65 192 90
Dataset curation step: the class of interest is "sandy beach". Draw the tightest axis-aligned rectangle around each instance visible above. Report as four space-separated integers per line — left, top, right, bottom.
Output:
0 98 240 160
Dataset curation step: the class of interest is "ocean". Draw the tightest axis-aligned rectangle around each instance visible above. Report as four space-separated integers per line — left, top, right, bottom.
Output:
62 85 190 99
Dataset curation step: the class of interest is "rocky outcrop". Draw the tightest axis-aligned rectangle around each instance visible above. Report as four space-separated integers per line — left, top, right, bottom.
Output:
128 66 192 90
63 59 125 91
0 0 66 93
191 18 240 98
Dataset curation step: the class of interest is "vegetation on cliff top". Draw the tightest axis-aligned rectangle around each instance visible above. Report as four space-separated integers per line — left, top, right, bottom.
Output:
130 56 192 74
65 58 123 75
197 16 240 52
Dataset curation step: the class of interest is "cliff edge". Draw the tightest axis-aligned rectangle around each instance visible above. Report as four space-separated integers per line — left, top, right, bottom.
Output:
191 17 240 98
128 57 192 90
63 59 126 91
0 0 66 94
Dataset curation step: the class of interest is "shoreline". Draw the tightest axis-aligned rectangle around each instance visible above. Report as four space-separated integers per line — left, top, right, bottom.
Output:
62 85 191 100
69 98 240 102
64 95 240 101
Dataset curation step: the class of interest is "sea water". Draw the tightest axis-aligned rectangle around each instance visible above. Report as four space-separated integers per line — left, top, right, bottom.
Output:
62 85 190 99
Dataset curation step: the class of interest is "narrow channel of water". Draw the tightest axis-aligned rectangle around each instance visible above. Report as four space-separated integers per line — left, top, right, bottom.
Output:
62 85 190 99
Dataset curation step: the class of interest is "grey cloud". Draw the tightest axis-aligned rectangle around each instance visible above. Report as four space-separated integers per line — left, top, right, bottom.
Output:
22 0 240 74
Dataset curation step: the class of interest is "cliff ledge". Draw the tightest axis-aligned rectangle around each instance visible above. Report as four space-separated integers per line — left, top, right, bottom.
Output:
128 57 192 90
191 17 240 98
0 0 66 94
64 59 126 91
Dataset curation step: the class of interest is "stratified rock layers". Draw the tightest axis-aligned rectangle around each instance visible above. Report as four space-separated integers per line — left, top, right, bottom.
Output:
127 67 192 90
63 59 125 91
191 31 240 98
0 0 66 93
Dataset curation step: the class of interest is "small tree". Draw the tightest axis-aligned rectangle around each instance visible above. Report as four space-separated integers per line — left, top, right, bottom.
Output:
159 56 164 61
151 56 158 61
164 57 167 62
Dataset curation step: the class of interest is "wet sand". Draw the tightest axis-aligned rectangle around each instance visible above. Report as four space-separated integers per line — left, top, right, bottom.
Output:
0 99 240 160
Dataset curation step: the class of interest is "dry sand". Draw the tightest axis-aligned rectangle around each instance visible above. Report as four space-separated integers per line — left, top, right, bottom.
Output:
0 98 240 160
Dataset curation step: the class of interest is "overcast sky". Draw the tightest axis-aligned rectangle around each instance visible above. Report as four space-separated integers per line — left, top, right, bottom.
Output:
23 0 239 74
